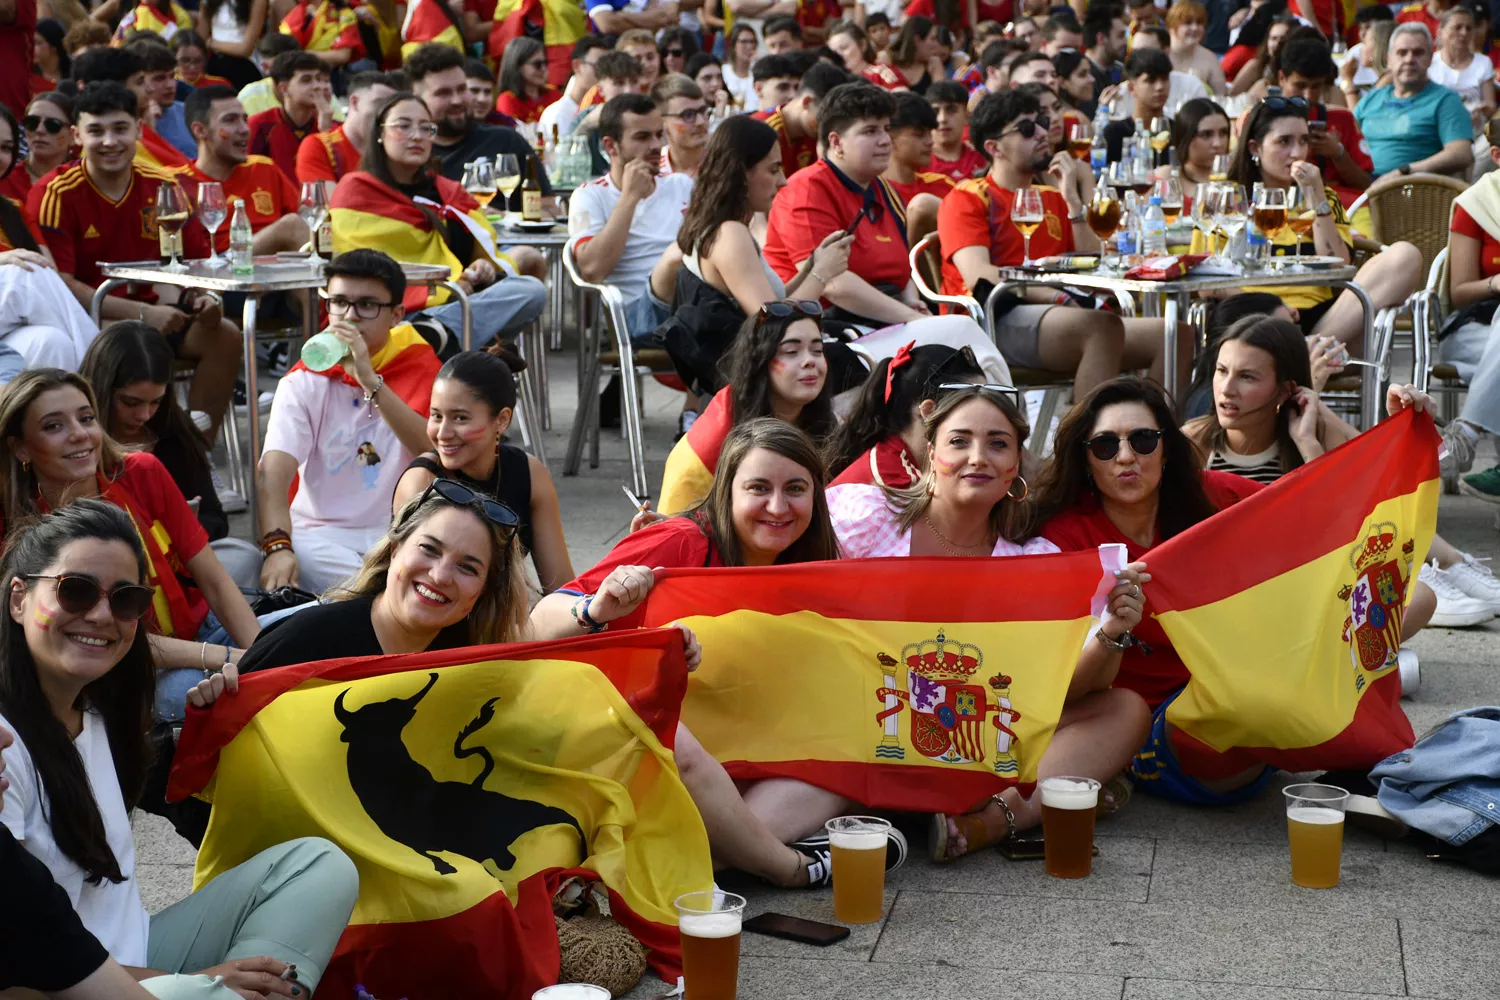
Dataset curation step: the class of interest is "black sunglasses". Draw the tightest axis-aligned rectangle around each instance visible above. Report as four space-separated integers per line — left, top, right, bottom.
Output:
22 115 67 134
1085 428 1164 460
25 574 155 621
759 299 823 320
665 47 685 56
935 381 1021 406
1006 115 1051 139
406 478 521 536
1261 95 1309 116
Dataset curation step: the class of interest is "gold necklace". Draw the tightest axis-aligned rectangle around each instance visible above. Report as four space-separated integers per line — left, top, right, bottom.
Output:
923 513 993 556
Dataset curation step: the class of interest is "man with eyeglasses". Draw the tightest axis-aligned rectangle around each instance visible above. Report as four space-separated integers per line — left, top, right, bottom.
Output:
939 89 1190 397
258 250 443 593
652 73 709 177
540 36 612 136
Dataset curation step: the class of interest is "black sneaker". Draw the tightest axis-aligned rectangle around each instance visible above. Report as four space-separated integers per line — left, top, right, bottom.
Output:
799 847 833 888
792 826 909 877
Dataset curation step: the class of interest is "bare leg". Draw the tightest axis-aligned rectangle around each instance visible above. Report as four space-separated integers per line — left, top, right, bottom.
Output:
1429 533 1462 569
180 312 242 440
1122 319 1194 392
673 724 809 886
1037 307 1126 397
740 778 853 843
1311 241 1422 348
1401 580 1436 640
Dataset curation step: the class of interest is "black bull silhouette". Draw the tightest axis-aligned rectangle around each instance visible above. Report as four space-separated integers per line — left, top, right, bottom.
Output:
333 672 585 875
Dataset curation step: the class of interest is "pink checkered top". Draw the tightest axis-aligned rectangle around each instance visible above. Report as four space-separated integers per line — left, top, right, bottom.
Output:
828 483 1061 559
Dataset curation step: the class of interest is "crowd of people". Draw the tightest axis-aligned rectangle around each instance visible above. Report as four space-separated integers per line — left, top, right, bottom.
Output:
2 0 1500 992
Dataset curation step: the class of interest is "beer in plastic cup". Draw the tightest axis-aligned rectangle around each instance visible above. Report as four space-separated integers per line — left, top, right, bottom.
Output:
1283 783 1349 889
675 890 745 1000
1040 776 1100 879
824 815 890 924
531 986 610 1000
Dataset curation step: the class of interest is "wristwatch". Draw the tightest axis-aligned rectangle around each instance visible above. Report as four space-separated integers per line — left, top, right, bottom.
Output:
1313 199 1333 217
1399 164 1413 176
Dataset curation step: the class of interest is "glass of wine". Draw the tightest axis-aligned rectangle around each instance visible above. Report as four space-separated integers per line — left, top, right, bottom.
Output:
155 181 190 272
1284 184 1315 272
1148 116 1172 165
1209 154 1230 182
1252 184 1288 259
1087 182 1124 273
196 181 228 269
1012 187 1045 267
495 153 522 215
1153 174 1184 226
1216 182 1249 271
1193 182 1222 258
1068 120 1092 162
464 158 498 213
299 181 328 259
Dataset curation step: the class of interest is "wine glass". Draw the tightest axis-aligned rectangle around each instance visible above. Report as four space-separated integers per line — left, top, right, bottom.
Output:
299 181 328 259
196 181 227 269
1147 116 1172 166
1284 184 1314 272
155 181 190 272
1252 184 1288 268
495 153 522 214
1068 120 1092 163
1209 153 1230 182
1153 174 1183 226
1012 187 1045 267
1216 182 1249 270
464 158 498 213
1087 182 1124 272
1193 182 1222 258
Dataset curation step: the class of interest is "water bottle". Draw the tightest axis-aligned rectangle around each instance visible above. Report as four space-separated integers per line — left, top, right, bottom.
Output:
1116 194 1139 259
1141 195 1167 256
1245 224 1268 271
230 200 253 276
299 331 348 372
1090 129 1108 176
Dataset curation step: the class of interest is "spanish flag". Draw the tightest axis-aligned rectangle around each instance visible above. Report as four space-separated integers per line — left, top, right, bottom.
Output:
280 0 365 57
639 553 1112 811
111 0 193 43
400 0 465 61
1146 408 1437 778
659 386 732 514
171 629 713 1000
137 125 191 171
490 0 587 87
330 172 505 311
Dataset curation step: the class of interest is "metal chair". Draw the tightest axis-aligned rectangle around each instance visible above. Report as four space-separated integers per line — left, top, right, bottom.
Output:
560 235 670 499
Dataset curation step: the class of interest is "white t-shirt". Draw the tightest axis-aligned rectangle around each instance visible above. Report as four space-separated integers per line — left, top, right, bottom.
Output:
264 368 417 539
1114 71 1208 117
0 708 150 966
1429 52 1494 109
540 83 583 135
1345 44 1379 89
722 64 756 110
568 171 694 306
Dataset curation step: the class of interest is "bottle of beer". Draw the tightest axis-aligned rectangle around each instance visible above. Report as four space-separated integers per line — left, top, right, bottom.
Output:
230 200 254 275
522 156 543 223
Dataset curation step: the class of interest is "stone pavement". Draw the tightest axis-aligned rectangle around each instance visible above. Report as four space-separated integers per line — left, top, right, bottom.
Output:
134 348 1500 1000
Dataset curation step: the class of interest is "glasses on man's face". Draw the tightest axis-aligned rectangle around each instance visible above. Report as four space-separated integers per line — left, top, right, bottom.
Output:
384 119 439 140
321 291 396 319
1004 116 1051 139
1085 428 1164 461
665 105 709 124
22 115 67 134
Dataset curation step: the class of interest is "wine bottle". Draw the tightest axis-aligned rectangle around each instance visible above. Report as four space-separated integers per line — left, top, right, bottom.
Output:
522 156 543 223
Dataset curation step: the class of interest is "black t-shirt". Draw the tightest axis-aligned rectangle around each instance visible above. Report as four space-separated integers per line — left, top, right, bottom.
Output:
0 827 110 991
406 444 534 554
433 124 554 213
152 434 228 542
237 593 473 674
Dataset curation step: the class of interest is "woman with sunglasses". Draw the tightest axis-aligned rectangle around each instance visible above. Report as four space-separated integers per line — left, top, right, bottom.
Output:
3 92 73 205
391 347 576 593
0 500 358 997
532 419 892 891
1228 96 1420 348
658 27 699 77
495 39 562 127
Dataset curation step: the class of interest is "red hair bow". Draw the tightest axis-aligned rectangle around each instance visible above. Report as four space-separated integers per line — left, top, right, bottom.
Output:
884 340 917 403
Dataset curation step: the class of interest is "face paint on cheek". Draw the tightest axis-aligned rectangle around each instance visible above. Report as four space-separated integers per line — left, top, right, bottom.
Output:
218 128 232 141
931 455 962 476
768 358 789 375
33 602 57 631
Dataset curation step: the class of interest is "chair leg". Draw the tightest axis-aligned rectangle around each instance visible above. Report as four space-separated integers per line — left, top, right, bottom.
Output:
1030 388 1062 458
515 378 549 468
618 361 650 499
564 307 601 477
220 402 246 497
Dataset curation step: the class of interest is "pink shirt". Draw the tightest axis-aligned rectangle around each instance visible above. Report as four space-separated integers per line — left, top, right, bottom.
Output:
829 483 1061 559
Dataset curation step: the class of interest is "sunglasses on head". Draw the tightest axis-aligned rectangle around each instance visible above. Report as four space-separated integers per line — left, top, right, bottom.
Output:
405 478 521 536
1261 95 1309 116
759 299 823 320
22 115 66 134
25 574 154 621
935 381 1021 406
1006 115 1051 139
1085 428 1164 460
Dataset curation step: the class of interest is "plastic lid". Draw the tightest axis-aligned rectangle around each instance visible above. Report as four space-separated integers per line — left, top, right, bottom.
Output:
1149 195 1162 205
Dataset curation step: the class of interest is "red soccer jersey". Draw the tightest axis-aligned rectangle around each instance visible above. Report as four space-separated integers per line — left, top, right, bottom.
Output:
887 170 956 207
931 145 988 182
751 107 819 179
183 156 298 252
1311 104 1373 208
0 196 45 251
764 159 911 291
494 87 562 125
0 0 35 118
249 107 318 184
1452 204 1500 278
937 176 1073 296
0 168 32 205
1395 0 1441 37
860 64 907 91
1040 471 1262 709
903 0 967 30
296 123 361 184
28 160 208 298
797 0 836 34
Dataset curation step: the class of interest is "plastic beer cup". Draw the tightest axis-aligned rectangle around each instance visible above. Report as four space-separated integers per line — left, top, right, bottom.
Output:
1283 783 1349 888
532 987 611 1000
1040 776 1100 878
675 890 744 1000
824 815 890 923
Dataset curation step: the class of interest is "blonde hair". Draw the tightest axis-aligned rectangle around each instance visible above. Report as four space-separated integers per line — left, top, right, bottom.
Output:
332 491 530 646
617 29 656 50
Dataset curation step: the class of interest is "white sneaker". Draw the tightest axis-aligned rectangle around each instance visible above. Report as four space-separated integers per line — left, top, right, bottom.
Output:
209 460 248 514
1444 553 1500 615
1396 647 1419 699
1418 561 1495 628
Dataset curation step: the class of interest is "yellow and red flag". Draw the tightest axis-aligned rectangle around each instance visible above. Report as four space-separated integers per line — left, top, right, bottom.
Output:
1146 408 1437 778
658 386 732 515
640 553 1113 810
280 0 366 57
171 629 713 1000
400 0 465 61
490 0 587 87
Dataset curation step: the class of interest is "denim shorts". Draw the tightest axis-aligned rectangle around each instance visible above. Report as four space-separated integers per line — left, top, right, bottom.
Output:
1130 688 1276 806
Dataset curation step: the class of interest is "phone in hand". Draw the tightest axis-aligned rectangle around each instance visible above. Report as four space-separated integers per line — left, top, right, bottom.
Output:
1308 120 1328 134
742 912 851 946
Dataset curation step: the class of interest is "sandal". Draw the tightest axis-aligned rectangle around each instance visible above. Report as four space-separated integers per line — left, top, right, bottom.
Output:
1098 773 1133 818
930 794 1016 863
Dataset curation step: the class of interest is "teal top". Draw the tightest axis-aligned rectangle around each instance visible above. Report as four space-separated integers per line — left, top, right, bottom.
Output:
1354 81 1474 176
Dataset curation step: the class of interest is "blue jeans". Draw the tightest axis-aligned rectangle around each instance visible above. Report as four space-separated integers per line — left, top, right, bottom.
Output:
154 602 317 723
0 342 24 384
419 275 547 348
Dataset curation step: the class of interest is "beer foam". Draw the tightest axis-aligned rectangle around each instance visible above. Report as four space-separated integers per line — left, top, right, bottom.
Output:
828 830 887 851
679 912 743 938
531 986 610 1000
1040 777 1099 810
1287 806 1345 825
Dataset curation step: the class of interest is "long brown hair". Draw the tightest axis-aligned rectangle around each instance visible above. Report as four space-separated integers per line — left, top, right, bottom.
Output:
676 114 779 258
721 307 837 442
885 386 1037 543
1190 314 1313 476
1227 96 1305 190
0 369 128 528
685 418 841 566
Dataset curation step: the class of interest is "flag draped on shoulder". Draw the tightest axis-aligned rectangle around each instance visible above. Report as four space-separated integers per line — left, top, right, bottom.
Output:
171 629 712 1000
1146 409 1437 777
658 387 732 514
400 0 465 60
286 321 442 416
491 0 588 86
640 554 1112 811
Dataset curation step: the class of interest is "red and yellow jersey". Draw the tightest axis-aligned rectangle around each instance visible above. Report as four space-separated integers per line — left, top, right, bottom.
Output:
750 107 818 179
249 107 318 185
764 159 910 291
111 0 193 43
280 0 365 56
937 177 1072 295
183 156 298 252
178 71 236 89
296 123 361 184
887 170 956 208
1394 0 1440 37
931 144 988 182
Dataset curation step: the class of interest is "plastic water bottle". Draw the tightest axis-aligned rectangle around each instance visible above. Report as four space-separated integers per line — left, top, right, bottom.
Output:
230 201 253 276
299 331 348 372
1116 195 1140 259
1245 224 1268 270
1141 195 1167 256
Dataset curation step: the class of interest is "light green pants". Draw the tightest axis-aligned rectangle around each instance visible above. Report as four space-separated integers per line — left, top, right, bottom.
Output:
143 837 359 996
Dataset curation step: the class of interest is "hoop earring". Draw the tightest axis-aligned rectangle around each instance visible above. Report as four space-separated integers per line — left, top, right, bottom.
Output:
1007 475 1029 502
1250 154 1259 166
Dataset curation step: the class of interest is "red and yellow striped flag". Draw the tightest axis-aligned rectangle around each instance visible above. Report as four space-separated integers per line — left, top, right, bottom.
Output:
170 630 713 1000
1147 408 1437 777
659 387 732 514
490 0 588 86
640 553 1112 810
400 0 465 61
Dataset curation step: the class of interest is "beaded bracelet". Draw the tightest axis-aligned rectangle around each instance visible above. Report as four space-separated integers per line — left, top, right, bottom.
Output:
570 594 607 633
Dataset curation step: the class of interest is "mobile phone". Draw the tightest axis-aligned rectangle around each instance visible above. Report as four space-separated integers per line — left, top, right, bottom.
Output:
1308 120 1328 133
847 204 867 235
996 831 1100 862
742 912 851 946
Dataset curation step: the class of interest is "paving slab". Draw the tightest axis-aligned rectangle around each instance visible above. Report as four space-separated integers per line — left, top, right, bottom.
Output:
1397 917 1500 1000
724 884 896 962
137 864 195 915
874 891 1406 995
620 960 1125 1000
1122 980 1418 999
887 834 1155 902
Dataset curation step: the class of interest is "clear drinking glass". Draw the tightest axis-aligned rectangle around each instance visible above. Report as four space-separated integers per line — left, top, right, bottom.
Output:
1283 783 1348 889
1012 187 1045 267
1252 184 1289 267
464 158 498 212
1216 182 1249 270
1153 174 1184 226
824 815 891 924
155 181 190 272
1193 181 1222 257
495 153 522 213
1284 184 1314 272
298 181 328 259
196 181 227 268
1040 776 1100 879
1087 182 1124 272
1209 153 1230 182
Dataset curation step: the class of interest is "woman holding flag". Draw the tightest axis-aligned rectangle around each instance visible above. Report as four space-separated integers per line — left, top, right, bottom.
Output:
830 383 1153 860
532 419 911 892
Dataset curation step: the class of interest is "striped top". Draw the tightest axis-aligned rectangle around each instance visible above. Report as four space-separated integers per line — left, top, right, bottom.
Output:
1205 443 1285 485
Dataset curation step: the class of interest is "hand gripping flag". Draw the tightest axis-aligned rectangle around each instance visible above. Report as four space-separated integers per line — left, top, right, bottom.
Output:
639 552 1115 812
1144 408 1438 778
170 629 713 1000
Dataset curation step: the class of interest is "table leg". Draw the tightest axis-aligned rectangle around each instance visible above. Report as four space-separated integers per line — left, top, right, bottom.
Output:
1335 280 1379 429
549 247 565 352
439 281 473 351
242 294 262 538
1161 295 1180 402
90 279 129 325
